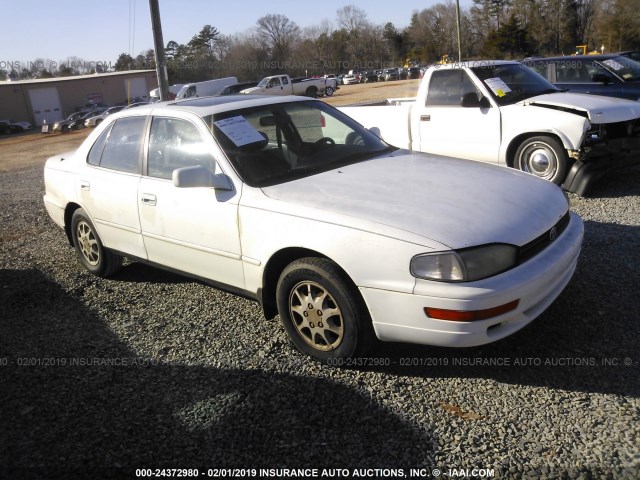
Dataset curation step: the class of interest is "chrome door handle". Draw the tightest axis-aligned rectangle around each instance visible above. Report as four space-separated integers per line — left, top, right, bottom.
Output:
420 115 431 121
141 193 157 206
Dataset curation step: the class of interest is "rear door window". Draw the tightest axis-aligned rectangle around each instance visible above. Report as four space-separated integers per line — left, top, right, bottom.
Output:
96 117 146 173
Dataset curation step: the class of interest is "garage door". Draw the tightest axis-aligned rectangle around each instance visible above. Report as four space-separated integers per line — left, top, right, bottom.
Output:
124 77 148 102
29 87 63 126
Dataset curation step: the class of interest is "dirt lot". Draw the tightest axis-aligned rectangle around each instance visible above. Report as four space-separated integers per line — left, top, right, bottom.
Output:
0 80 420 173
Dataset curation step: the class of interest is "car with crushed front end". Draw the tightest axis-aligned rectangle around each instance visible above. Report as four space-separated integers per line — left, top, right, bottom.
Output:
43 95 584 362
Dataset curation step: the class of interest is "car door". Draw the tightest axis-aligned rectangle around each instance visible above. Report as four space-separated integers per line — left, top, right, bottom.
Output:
137 115 245 289
412 69 501 164
267 76 286 95
79 115 147 259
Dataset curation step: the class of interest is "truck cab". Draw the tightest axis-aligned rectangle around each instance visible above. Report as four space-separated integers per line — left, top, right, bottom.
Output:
410 66 501 163
262 75 290 95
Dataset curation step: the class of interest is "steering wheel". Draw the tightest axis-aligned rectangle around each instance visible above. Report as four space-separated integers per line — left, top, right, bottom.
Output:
315 137 335 145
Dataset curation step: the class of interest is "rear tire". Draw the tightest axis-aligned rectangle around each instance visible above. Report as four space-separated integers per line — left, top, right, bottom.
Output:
276 257 375 362
305 87 318 98
71 208 123 277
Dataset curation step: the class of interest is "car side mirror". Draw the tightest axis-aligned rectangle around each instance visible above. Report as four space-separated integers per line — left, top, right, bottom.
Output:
172 165 233 190
461 92 491 108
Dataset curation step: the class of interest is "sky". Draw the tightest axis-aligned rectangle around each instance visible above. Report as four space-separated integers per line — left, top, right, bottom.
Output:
0 0 470 70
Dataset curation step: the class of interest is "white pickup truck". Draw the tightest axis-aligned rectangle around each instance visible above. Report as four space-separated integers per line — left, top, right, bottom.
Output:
340 60 640 195
241 74 336 98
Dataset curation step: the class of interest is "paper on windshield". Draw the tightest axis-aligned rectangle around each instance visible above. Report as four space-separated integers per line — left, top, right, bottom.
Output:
603 59 625 71
214 116 265 147
485 77 512 97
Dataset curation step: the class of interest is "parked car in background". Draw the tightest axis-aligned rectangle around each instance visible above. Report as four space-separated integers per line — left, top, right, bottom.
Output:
362 71 379 83
524 54 640 101
407 67 421 79
219 82 259 96
85 106 126 128
383 68 400 81
53 112 89 132
342 74 360 85
348 70 363 83
43 95 583 362
0 119 32 133
68 110 105 130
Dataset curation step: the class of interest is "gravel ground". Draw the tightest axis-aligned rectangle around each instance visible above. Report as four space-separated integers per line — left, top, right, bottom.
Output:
0 133 639 479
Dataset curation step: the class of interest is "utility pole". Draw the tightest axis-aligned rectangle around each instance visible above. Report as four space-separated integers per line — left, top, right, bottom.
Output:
455 0 462 62
149 0 169 101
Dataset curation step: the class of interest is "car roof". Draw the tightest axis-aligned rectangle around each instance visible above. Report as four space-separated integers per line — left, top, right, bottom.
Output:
125 95 312 118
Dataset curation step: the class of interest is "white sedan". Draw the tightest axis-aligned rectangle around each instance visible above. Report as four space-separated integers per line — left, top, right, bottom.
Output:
43 95 584 361
84 105 126 127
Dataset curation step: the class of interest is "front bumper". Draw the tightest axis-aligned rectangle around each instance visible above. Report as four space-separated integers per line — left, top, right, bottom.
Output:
564 120 640 195
360 211 584 347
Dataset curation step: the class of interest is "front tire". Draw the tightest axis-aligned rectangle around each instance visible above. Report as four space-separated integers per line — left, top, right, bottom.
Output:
325 86 334 97
276 257 375 362
71 208 122 277
514 136 567 185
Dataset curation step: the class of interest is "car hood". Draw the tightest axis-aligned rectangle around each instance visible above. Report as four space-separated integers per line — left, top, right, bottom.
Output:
241 87 263 94
524 92 640 122
261 151 568 249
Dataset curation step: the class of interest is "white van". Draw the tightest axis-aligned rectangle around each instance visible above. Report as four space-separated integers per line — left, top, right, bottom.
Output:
175 77 238 99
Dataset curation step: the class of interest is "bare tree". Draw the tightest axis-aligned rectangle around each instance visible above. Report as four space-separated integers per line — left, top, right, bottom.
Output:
336 5 370 66
336 4 368 33
256 14 300 59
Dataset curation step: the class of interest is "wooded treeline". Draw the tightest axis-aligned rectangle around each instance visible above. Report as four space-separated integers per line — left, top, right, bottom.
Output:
4 1 639 82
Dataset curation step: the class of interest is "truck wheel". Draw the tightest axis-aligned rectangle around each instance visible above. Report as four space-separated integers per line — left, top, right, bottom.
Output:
305 87 318 98
514 136 567 185
325 86 334 97
276 257 375 362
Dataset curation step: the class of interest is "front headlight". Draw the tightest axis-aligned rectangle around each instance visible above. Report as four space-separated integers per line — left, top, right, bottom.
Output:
411 244 518 282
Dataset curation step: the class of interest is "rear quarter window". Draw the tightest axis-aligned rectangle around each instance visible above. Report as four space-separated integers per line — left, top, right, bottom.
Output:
87 117 146 173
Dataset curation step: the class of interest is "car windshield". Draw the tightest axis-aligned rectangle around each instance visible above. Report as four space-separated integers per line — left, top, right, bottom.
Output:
203 100 396 187
598 55 640 81
472 63 561 105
